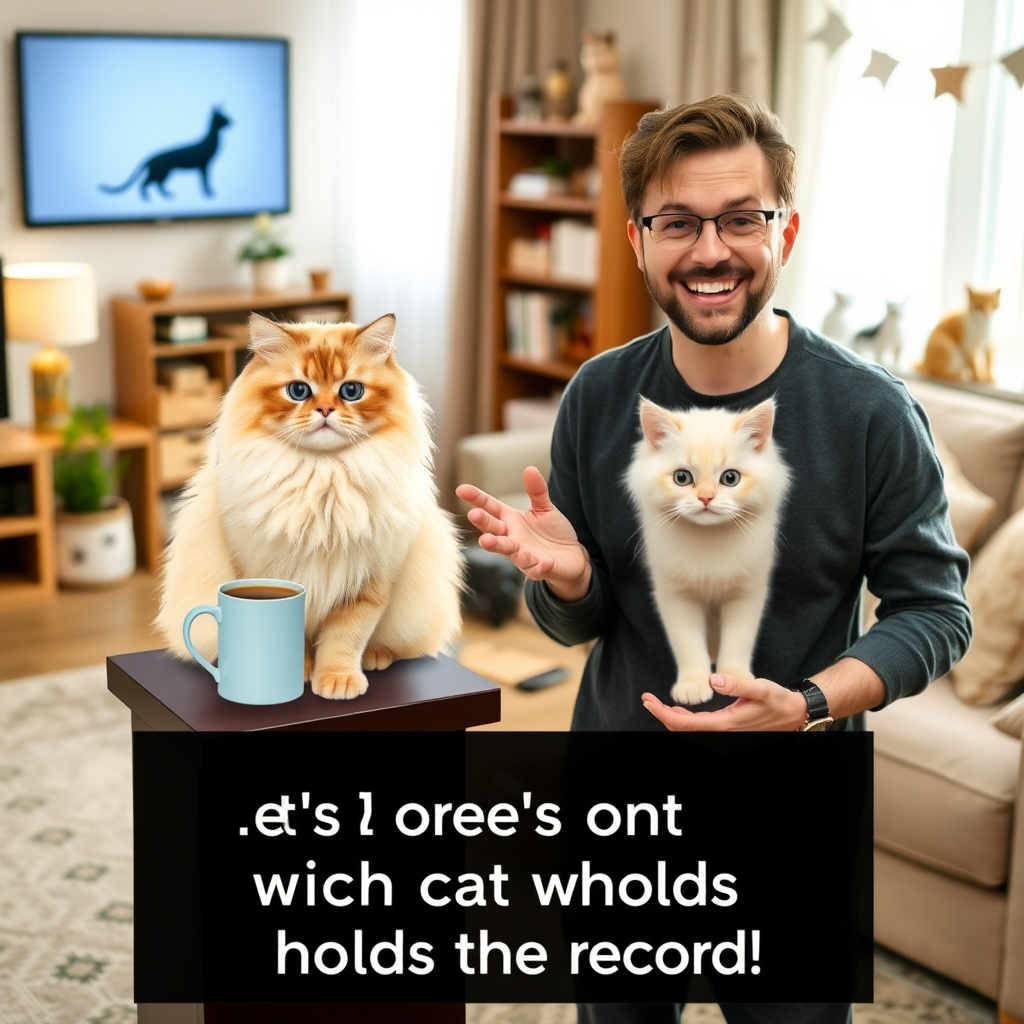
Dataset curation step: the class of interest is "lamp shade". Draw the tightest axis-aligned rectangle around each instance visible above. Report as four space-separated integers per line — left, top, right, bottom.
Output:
3 262 98 346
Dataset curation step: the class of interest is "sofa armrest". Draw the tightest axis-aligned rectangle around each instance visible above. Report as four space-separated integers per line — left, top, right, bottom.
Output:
1000 741 1024 1022
455 428 552 509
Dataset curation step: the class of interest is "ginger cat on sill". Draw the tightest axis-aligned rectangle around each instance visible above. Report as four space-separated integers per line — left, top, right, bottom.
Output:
917 286 1001 383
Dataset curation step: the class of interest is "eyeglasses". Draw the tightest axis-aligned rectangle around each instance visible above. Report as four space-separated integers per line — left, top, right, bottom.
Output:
640 209 787 250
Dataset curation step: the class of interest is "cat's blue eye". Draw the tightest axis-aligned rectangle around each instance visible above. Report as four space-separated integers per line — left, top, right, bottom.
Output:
720 469 741 486
672 470 693 486
339 381 365 402
285 381 312 402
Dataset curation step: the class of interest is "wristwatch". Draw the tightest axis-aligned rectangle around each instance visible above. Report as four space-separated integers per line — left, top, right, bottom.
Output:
789 678 834 732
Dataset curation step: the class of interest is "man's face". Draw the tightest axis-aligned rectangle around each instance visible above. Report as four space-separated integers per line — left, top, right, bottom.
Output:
626 143 798 347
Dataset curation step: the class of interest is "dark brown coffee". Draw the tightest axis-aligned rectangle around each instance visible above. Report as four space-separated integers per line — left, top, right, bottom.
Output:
224 585 300 600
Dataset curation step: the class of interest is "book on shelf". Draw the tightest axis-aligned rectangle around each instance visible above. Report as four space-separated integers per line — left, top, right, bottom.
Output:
549 219 598 283
505 291 584 363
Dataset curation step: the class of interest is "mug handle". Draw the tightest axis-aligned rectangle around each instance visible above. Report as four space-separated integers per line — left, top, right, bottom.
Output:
183 605 222 682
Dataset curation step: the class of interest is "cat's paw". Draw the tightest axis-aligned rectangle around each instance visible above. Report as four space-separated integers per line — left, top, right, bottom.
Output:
670 676 715 705
362 646 395 671
304 644 315 683
311 667 369 700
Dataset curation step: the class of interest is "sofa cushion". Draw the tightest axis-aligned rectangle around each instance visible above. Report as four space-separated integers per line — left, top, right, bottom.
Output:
992 691 1024 739
932 435 996 552
905 377 1024 542
951 506 1024 705
870 675 1020 887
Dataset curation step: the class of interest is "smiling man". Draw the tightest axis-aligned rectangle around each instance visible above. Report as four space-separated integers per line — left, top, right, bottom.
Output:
456 96 970 1020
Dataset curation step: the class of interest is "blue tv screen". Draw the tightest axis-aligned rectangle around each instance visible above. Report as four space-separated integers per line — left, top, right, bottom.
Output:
16 32 290 227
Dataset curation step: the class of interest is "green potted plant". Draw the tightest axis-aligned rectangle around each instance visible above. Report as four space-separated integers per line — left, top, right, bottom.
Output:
237 211 292 291
53 404 135 587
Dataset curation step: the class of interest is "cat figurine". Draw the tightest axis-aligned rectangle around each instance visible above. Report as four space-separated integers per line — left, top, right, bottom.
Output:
916 285 1001 383
821 290 854 346
156 313 464 700
625 397 791 706
572 30 626 125
852 300 905 368
99 106 231 200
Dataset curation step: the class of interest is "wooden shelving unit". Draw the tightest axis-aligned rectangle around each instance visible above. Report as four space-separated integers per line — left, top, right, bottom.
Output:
486 95 658 430
111 287 352 498
0 419 157 608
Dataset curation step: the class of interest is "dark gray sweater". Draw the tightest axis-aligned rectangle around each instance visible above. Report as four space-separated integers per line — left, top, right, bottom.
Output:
525 313 972 732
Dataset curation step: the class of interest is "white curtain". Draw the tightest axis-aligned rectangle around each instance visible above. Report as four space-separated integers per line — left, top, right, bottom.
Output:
332 0 463 425
677 0 776 104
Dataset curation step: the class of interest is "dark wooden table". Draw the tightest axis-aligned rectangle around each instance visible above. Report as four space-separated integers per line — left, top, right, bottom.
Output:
108 648 501 1024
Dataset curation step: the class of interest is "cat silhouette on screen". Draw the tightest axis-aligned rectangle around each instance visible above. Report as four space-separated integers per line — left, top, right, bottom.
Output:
99 106 231 200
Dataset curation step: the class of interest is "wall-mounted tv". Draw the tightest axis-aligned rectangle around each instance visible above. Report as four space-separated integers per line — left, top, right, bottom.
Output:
16 32 290 227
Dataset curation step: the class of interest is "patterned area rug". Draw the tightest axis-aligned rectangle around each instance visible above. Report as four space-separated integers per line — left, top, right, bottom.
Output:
0 666 998 1024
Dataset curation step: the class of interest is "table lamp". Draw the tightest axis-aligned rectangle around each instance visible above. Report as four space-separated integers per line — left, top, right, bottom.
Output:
2 262 99 432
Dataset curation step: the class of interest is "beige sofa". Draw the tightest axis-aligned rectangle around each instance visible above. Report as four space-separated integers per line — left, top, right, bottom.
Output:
456 375 1024 1021
872 376 1024 1024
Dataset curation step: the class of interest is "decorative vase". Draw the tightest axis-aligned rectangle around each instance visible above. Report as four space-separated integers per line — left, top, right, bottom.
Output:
56 495 136 587
251 258 288 292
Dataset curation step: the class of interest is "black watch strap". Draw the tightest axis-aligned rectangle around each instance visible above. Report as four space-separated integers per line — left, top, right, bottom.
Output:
789 678 833 731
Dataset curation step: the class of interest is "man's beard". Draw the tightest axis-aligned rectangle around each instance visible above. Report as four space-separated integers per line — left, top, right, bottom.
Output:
643 260 778 347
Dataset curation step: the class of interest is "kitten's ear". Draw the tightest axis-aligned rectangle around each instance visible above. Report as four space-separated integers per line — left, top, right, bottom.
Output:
248 313 293 356
356 314 397 366
737 400 776 453
638 397 676 448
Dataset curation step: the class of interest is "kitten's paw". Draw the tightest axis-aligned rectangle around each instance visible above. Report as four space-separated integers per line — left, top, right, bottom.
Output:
670 677 715 705
362 646 395 671
311 667 369 700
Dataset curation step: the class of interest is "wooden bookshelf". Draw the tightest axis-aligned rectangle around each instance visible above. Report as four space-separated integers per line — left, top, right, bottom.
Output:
486 95 657 430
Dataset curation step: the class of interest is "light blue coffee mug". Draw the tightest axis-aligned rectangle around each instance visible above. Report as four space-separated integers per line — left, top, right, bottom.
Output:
183 578 306 705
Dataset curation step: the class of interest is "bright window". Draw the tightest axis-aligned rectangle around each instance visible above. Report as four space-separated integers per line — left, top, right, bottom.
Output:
787 0 1024 386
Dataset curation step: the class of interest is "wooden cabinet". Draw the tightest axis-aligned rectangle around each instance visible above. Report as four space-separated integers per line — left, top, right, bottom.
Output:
0 426 55 607
111 288 351 495
0 420 157 608
486 95 657 430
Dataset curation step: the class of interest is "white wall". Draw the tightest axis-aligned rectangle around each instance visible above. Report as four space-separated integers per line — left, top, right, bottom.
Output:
0 0 344 425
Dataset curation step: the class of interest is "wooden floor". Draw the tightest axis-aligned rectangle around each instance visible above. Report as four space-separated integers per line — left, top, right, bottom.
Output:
0 571 587 731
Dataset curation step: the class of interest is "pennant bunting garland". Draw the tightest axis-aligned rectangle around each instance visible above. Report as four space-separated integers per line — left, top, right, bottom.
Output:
808 9 853 56
1003 45 1024 88
862 50 899 87
931 65 971 101
807 6 1024 104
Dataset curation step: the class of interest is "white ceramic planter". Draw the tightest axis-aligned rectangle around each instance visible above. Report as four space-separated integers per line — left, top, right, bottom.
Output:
56 496 136 587
251 258 288 292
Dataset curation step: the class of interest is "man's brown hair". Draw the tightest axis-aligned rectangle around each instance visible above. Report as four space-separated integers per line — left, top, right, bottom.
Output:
618 93 797 224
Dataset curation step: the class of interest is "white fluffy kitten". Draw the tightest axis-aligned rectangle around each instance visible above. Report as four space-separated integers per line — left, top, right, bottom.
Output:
625 397 791 705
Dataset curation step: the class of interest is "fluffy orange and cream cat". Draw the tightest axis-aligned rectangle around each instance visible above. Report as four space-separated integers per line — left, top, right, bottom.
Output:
572 30 626 125
917 285 1001 383
156 313 463 699
625 398 790 705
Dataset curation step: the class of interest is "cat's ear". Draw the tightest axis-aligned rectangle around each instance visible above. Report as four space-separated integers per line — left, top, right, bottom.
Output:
737 400 776 453
638 397 676 449
247 313 294 356
356 314 397 366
